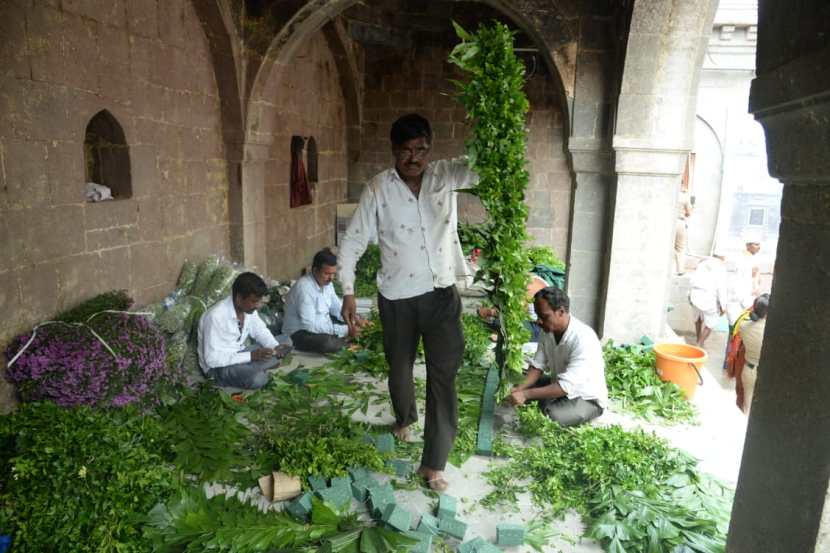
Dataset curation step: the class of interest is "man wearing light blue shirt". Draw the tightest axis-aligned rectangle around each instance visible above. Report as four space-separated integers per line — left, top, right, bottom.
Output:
283 248 361 354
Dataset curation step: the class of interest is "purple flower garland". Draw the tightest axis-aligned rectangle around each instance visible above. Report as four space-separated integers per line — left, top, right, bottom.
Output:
4 312 167 407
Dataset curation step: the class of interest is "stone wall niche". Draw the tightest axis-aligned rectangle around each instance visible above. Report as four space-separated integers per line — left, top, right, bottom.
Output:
84 110 132 200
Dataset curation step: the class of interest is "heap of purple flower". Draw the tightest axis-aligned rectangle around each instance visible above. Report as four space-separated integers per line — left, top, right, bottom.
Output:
4 312 167 407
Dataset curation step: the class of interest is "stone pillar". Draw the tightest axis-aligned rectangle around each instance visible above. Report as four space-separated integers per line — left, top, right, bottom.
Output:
240 142 269 272
726 4 830 549
602 146 687 342
566 139 613 332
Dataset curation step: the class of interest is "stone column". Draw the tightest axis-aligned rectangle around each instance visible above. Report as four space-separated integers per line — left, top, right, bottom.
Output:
566 139 613 331
602 146 687 342
726 49 830 551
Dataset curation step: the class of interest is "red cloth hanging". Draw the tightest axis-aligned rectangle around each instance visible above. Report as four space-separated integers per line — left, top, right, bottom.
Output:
290 136 312 208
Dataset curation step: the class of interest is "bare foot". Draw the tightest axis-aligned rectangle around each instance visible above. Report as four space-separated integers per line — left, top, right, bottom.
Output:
391 424 411 442
416 466 449 492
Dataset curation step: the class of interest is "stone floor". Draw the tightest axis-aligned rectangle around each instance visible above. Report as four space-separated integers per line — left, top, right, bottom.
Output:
246 280 753 552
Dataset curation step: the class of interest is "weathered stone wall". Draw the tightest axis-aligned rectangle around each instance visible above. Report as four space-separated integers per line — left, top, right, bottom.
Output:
353 41 571 256
0 0 229 411
262 33 348 278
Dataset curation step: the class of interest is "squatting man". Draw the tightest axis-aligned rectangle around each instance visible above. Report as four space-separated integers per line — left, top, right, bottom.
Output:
509 287 608 427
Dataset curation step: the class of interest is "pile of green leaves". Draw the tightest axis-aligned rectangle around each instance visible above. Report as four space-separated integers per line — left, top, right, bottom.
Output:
355 244 382 298
484 408 731 553
527 245 565 270
54 289 133 323
145 488 416 553
244 380 388 479
604 342 698 424
157 384 263 485
450 21 531 380
0 401 178 552
458 222 490 256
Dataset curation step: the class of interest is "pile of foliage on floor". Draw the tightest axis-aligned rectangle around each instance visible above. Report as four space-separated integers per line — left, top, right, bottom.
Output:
4 292 170 408
603 342 698 424
0 372 402 551
484 408 732 553
0 401 179 552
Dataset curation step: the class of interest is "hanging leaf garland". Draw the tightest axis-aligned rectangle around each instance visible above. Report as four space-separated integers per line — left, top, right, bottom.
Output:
449 21 531 381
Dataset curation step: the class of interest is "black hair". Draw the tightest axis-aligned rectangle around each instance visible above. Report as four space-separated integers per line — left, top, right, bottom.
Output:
232 272 268 299
390 113 432 146
750 293 770 321
312 247 337 270
534 286 570 312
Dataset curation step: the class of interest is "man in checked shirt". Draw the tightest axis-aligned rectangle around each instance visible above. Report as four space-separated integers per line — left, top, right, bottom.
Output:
339 113 477 491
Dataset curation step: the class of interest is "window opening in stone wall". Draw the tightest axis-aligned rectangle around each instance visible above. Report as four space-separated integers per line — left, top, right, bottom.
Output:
84 110 132 201
306 136 319 185
290 135 313 208
748 207 765 226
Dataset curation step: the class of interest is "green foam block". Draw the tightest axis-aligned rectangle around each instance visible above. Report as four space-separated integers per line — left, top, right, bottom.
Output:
368 483 396 517
308 474 327 491
438 517 467 541
417 513 439 536
330 476 351 494
316 486 351 508
382 503 413 532
496 522 525 546
286 491 312 521
406 530 433 553
351 479 372 502
348 467 370 482
477 543 502 553
387 459 414 477
437 494 457 519
456 536 486 553
375 433 395 453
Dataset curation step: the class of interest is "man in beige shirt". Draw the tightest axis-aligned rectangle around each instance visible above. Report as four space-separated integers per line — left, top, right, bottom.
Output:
736 293 769 415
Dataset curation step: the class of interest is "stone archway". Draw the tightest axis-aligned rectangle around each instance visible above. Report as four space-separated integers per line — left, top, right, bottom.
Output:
191 0 247 262
241 0 580 274
603 0 719 342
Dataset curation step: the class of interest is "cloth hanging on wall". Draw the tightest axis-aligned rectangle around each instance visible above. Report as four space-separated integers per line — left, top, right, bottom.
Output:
290 136 312 208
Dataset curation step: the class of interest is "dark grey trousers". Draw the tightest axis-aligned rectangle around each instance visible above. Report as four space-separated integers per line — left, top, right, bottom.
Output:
534 375 603 427
209 353 280 389
378 285 464 471
291 330 348 354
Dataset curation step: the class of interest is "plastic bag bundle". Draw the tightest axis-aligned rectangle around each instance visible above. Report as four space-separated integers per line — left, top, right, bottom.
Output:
204 263 239 307
191 256 221 299
176 260 199 295
166 330 190 371
156 301 195 335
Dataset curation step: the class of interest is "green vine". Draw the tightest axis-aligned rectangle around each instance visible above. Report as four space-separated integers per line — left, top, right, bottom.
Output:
449 21 531 381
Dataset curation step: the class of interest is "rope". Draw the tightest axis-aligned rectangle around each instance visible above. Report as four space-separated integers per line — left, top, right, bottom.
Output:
7 310 154 368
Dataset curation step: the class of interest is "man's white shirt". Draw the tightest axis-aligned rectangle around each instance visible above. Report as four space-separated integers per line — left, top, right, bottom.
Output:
282 274 349 338
338 158 477 300
197 295 280 373
530 316 608 408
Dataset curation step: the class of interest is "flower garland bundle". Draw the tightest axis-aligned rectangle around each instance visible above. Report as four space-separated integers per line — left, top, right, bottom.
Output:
5 312 167 407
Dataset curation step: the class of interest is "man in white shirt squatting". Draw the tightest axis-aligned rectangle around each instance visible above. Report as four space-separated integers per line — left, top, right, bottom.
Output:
198 272 291 389
339 113 477 492
282 248 366 354
509 287 608 427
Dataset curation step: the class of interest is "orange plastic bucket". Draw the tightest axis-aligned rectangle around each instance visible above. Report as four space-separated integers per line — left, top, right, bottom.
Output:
653 343 708 400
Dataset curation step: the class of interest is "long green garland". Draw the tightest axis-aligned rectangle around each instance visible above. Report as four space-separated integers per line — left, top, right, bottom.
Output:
449 21 531 382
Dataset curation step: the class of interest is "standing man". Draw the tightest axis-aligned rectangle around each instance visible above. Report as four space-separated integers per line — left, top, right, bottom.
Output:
726 235 762 325
198 272 291 389
674 184 694 275
339 113 476 491
282 248 364 354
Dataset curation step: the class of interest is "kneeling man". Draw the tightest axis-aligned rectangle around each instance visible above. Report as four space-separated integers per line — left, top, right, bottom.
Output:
508 287 608 427
198 272 290 389
282 248 363 354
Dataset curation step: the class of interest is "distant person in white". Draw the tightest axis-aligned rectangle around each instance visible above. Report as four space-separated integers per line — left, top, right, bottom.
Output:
689 248 729 347
509 287 608 427
198 272 290 389
282 248 366 354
